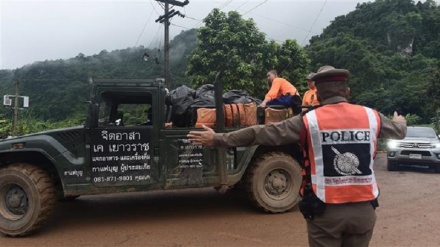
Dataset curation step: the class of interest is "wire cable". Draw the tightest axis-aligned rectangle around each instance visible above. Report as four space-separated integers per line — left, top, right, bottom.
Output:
150 0 161 15
247 12 319 35
300 0 327 45
185 16 202 22
219 0 234 10
148 25 163 49
171 23 191 29
280 0 328 74
242 0 268 16
190 0 233 29
235 0 250 11
134 8 155 47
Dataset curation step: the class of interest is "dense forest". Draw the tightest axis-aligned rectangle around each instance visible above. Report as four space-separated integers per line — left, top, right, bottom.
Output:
306 0 440 124
0 0 439 137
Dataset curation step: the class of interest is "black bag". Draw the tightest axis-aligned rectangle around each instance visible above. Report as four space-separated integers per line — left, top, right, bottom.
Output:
223 89 262 105
193 84 215 107
223 90 252 104
170 85 195 127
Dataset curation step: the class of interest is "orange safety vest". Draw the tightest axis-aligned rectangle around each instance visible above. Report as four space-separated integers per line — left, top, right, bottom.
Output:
302 102 381 204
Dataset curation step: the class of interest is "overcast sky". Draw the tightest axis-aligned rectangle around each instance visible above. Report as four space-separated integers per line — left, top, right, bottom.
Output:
0 0 431 70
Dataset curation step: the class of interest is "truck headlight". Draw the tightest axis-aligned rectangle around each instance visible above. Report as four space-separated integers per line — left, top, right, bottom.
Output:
434 143 440 149
387 140 398 149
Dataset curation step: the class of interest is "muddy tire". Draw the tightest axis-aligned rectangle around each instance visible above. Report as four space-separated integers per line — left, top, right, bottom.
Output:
245 152 302 213
0 163 56 236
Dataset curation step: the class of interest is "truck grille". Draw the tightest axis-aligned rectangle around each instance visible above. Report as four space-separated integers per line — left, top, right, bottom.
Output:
399 143 433 148
400 150 431 156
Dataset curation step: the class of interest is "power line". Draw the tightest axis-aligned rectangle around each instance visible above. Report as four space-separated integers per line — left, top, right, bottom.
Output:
247 12 319 36
300 0 327 45
185 15 202 22
242 0 268 16
134 8 156 47
280 0 328 74
149 25 163 49
190 0 234 29
235 0 251 11
171 23 191 29
158 1 165 9
150 0 161 15
219 0 234 10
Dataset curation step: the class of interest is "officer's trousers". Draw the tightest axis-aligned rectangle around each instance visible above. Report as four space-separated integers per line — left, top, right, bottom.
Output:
306 201 376 247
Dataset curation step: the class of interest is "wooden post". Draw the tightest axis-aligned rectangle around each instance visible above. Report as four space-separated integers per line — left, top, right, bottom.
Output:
12 79 19 136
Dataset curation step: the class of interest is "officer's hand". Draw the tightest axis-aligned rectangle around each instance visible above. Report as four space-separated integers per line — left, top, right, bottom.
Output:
393 111 407 125
187 125 216 147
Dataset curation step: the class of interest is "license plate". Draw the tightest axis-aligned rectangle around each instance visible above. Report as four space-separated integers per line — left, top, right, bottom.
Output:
409 153 422 159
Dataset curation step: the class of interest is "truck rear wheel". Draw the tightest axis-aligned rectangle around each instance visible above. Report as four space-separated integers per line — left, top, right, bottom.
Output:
0 163 56 236
245 152 302 213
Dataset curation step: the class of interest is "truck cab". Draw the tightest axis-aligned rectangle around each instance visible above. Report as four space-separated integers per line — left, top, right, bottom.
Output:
0 78 303 236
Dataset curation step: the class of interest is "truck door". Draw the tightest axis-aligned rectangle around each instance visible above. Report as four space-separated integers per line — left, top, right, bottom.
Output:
89 89 160 187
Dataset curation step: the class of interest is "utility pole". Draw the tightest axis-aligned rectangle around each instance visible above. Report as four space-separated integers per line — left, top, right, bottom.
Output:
12 79 19 136
164 2 170 88
155 0 188 88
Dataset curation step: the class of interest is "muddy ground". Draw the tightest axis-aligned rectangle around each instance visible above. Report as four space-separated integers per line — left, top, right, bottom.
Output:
3 153 440 246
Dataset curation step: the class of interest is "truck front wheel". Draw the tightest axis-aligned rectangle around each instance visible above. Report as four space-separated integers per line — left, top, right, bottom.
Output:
245 152 302 213
0 163 56 236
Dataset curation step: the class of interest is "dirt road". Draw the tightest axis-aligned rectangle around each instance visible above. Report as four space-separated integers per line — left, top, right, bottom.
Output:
3 153 440 246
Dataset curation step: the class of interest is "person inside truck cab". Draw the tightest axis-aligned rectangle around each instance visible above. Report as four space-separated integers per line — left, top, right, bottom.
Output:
258 70 300 108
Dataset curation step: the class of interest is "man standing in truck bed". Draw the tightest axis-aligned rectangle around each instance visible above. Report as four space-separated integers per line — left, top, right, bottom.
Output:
259 70 300 108
188 65 407 247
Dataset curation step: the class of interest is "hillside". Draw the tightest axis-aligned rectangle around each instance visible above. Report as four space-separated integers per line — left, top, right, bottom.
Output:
305 0 440 123
0 29 197 122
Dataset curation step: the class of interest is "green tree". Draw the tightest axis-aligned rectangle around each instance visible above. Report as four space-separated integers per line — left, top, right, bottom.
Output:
186 9 267 96
306 0 440 124
275 39 310 93
187 9 310 98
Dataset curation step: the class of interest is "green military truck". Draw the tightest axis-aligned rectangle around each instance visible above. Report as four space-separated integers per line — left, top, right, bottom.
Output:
0 76 303 236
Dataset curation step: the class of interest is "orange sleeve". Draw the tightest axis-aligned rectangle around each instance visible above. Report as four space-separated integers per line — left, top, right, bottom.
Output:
302 91 310 105
265 79 281 101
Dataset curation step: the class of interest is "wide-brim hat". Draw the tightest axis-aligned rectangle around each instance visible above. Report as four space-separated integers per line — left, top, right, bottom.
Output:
311 65 350 84
306 72 316 80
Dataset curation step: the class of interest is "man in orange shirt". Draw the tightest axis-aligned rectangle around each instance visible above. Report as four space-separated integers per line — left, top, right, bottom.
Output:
259 70 299 108
302 72 320 107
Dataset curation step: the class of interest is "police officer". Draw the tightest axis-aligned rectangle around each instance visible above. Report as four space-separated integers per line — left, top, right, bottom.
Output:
187 65 407 247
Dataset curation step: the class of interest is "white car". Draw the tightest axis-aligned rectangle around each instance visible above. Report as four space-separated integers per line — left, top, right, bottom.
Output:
387 126 440 172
